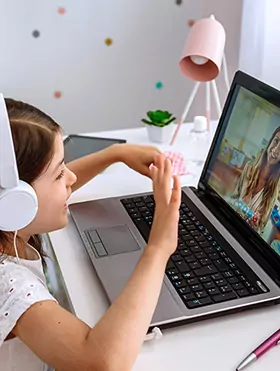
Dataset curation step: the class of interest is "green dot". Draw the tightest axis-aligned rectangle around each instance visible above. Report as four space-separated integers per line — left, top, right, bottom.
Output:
156 81 163 89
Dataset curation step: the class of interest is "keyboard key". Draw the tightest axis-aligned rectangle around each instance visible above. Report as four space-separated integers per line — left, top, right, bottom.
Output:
194 265 218 276
135 201 145 207
199 241 211 248
213 291 237 303
249 287 258 295
215 279 228 287
182 293 196 302
181 249 192 257
211 273 223 280
239 275 246 282
186 297 213 308
232 282 244 290
244 281 252 288
195 252 207 260
189 261 201 270
166 268 179 276
220 285 232 293
223 271 235 278
208 287 220 296
200 258 211 266
195 235 206 242
214 259 229 272
132 197 142 203
236 289 250 298
187 278 199 286
208 253 220 260
228 277 240 284
186 225 196 231
174 280 187 288
199 276 211 283
234 270 242 276
182 234 193 241
185 240 198 247
182 272 195 279
170 274 183 282
191 284 203 291
130 212 141 219
204 247 215 254
203 281 216 289
190 230 200 236
171 254 182 262
185 255 197 264
178 286 191 295
175 260 190 273
190 246 202 253
195 290 208 299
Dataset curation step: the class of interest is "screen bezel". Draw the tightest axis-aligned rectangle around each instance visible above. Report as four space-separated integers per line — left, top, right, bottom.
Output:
198 70 280 273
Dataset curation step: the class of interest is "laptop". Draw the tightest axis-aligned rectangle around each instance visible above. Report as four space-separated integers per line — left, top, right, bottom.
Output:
69 71 280 330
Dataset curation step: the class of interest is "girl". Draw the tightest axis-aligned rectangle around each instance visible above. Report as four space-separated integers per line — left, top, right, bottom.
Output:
0 99 181 371
230 126 280 233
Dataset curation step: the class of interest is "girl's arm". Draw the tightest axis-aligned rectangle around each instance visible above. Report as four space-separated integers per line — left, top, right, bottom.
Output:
13 156 181 371
67 143 161 192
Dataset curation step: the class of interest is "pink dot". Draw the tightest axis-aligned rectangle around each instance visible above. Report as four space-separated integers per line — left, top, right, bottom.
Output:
54 91 62 99
58 7 66 15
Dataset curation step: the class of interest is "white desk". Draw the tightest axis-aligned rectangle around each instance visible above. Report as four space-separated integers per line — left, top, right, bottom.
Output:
49 123 280 371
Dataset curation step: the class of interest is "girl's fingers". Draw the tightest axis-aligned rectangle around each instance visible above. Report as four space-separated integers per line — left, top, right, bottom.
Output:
170 176 181 208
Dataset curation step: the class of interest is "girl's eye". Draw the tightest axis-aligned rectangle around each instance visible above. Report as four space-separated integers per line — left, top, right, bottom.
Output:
56 169 65 180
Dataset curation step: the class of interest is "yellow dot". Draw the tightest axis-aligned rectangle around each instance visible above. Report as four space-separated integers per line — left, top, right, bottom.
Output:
105 38 113 46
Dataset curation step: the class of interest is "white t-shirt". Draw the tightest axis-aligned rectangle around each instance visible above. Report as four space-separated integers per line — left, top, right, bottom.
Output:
0 245 57 371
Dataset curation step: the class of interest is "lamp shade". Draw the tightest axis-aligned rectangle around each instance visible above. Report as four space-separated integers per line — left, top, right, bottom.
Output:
179 17 226 82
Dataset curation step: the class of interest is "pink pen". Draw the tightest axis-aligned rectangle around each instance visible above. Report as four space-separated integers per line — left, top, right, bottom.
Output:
236 329 280 370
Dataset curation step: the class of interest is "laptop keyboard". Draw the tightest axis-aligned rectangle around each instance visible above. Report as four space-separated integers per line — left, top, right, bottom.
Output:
121 195 266 310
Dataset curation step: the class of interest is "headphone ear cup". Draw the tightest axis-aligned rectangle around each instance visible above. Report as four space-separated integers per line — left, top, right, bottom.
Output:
0 180 38 231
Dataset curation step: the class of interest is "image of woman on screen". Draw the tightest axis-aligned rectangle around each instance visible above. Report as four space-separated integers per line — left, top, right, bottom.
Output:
230 126 280 234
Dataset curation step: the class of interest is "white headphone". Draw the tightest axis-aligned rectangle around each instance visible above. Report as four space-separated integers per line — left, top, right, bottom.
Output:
0 94 38 232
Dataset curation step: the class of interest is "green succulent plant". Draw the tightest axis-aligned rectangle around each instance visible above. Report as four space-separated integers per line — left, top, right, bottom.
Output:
141 110 176 127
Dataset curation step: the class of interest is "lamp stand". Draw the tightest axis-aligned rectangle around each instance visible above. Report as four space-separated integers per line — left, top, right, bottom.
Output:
170 53 230 146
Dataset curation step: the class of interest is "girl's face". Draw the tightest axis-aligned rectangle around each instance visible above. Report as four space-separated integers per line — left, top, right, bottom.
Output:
267 132 280 165
21 133 77 237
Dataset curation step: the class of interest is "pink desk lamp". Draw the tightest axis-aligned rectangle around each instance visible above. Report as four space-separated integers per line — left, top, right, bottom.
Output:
170 15 230 145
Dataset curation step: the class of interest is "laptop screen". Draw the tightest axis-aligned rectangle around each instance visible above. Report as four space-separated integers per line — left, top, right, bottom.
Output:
206 85 280 256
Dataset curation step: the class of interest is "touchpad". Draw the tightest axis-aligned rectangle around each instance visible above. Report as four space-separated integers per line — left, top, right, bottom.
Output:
96 225 141 255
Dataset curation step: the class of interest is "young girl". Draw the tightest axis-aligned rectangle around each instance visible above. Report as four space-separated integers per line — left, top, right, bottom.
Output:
0 99 181 371
230 126 280 233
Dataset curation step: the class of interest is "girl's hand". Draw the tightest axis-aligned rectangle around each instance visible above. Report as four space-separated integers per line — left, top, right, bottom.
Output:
147 154 181 258
117 144 162 178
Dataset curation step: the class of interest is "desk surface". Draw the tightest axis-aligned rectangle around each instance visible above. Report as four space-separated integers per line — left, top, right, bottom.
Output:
49 123 280 371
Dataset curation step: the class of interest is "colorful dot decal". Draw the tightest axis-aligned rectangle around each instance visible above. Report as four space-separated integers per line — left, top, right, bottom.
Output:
54 91 62 99
58 7 66 15
176 0 183 4
105 38 113 46
155 81 163 89
32 30 40 38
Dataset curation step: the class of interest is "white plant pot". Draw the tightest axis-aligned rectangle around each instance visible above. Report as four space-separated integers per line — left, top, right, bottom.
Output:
145 124 174 143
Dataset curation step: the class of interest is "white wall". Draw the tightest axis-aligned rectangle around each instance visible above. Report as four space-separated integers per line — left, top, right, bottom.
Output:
0 0 243 134
239 0 280 90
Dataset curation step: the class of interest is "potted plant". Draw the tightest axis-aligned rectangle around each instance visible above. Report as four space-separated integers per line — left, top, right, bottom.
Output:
141 110 176 143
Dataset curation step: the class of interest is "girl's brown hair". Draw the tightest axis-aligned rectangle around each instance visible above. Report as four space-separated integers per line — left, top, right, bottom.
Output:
244 126 280 228
0 98 61 262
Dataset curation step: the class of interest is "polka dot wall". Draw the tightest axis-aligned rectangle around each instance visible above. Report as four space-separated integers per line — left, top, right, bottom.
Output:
0 1 238 133
30 2 190 103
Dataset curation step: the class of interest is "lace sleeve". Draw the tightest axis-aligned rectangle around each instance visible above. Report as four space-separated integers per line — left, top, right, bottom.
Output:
0 260 57 347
